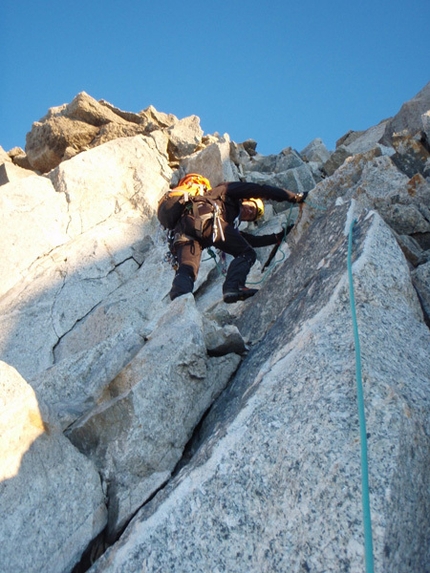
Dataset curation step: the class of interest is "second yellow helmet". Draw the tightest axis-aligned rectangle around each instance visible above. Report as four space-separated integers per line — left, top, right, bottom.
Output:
241 198 264 220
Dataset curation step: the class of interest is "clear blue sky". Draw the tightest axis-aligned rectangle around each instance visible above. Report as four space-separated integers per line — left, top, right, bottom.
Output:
1 0 429 155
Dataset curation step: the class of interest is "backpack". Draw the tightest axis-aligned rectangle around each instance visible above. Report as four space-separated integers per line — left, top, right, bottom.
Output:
157 188 191 230
157 184 225 232
158 184 229 244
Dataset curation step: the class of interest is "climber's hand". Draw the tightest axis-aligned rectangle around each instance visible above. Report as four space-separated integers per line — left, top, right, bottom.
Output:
294 191 308 203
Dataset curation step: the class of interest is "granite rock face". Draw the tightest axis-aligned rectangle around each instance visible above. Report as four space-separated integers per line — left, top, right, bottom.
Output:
0 362 107 573
0 83 429 572
88 202 430 573
66 295 241 536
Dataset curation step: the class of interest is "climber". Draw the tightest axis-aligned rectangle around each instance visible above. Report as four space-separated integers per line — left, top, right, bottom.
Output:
165 173 308 303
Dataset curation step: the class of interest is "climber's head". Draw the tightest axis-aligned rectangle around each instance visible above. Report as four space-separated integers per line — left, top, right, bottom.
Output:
240 198 264 221
177 173 212 193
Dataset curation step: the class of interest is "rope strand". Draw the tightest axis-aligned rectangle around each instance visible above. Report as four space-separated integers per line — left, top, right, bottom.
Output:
347 218 374 573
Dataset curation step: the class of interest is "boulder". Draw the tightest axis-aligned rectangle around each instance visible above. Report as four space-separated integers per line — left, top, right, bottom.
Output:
86 121 151 149
322 144 352 176
30 327 146 431
245 146 304 173
0 361 107 573
270 164 316 195
300 137 331 163
203 318 247 356
390 134 430 178
336 129 365 148
26 114 100 172
64 92 136 127
229 140 256 174
9 148 34 170
339 120 393 156
138 104 178 130
166 115 204 162
395 233 429 267
24 92 200 173
242 147 317 195
241 139 258 156
176 134 239 186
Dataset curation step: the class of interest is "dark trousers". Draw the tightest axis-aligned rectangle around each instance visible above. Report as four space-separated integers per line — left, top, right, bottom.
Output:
169 217 256 300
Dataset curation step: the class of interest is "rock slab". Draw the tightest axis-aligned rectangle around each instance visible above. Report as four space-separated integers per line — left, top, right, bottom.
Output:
89 203 430 572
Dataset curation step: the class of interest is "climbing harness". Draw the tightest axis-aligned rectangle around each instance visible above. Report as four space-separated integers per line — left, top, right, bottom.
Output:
348 218 374 573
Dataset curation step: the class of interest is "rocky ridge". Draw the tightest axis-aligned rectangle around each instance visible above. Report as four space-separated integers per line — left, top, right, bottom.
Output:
1 82 430 572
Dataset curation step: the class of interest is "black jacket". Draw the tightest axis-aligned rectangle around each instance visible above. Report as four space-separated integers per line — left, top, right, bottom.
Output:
206 181 299 224
205 181 298 246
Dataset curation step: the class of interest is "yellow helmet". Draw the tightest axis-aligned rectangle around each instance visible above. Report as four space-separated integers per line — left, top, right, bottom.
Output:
177 173 212 193
241 198 265 221
252 198 264 219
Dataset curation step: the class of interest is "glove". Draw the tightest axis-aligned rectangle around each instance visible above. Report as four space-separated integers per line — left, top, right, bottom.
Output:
294 191 308 203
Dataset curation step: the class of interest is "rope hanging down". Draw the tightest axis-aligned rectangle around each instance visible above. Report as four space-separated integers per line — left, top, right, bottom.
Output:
347 218 374 573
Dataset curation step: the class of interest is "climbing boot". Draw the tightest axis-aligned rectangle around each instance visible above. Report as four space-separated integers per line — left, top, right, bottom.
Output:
223 286 258 304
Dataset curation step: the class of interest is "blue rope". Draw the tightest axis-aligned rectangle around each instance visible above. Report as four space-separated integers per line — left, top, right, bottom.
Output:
347 219 374 573
204 248 227 275
304 198 327 211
